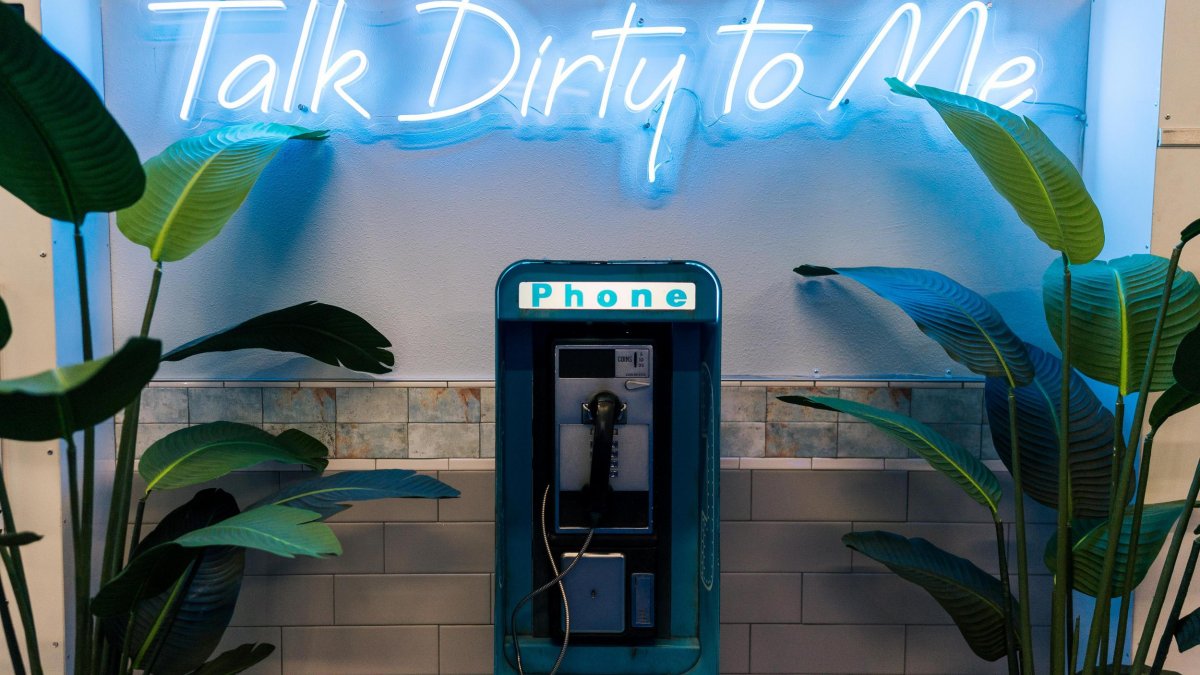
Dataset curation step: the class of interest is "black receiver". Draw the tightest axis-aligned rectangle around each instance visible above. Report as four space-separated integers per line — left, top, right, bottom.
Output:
585 391 621 525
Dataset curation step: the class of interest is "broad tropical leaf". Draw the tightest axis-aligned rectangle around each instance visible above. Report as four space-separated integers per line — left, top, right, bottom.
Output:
780 395 1000 514
254 469 460 519
190 643 276 675
985 342 1114 518
1174 322 1200 394
175 505 341 559
1045 255 1200 394
0 295 10 350
0 337 160 441
128 546 244 674
795 266 1033 386
1176 607 1200 652
1150 384 1200 432
844 531 1015 660
888 79 1103 263
117 123 327 262
93 489 238 618
162 302 394 374
139 422 328 493
0 532 41 547
101 490 244 675
0 8 144 223
1044 501 1186 597
92 541 197 618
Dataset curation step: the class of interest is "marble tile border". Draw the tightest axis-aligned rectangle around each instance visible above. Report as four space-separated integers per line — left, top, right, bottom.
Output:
131 378 995 470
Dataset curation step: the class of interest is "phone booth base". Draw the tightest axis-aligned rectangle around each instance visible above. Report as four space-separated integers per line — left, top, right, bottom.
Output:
494 261 721 674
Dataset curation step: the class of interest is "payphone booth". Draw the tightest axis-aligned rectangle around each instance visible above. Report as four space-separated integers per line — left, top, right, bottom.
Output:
494 260 721 674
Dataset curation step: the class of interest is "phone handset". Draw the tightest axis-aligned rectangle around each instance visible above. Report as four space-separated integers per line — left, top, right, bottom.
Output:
585 391 622 526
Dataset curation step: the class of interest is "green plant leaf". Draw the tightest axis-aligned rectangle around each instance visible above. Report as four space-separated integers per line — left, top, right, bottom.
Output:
92 489 238 618
92 542 197 619
174 505 341 559
162 301 395 374
780 395 1000 514
138 422 328 493
844 531 1015 661
0 8 144 224
985 342 1114 519
1044 255 1200 395
0 337 161 441
100 489 245 675
794 266 1033 386
1150 384 1200 432
0 532 41 547
1181 217 1200 246
0 295 10 350
129 547 244 674
1044 501 1186 597
254 469 460 519
1176 607 1200 652
116 123 327 262
189 643 276 675
1174 322 1200 394
887 79 1103 263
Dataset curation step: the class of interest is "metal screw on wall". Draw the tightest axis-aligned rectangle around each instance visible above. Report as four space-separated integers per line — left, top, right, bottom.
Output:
38 251 46 258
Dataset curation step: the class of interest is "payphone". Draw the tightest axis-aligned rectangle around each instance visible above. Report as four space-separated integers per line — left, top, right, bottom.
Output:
495 261 720 674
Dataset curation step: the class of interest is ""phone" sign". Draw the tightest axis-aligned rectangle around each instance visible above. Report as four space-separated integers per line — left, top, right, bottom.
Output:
519 282 695 311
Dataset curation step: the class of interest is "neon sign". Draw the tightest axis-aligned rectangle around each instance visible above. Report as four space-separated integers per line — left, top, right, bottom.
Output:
146 0 1050 191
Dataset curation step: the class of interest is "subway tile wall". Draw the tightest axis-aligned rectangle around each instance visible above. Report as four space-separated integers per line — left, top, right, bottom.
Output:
124 380 1035 674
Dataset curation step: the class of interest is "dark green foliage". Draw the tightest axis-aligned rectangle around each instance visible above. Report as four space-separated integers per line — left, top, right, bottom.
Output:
188 643 276 675
794 266 1033 385
0 7 143 223
255 469 460 519
0 338 160 441
162 302 394 374
844 531 1015 660
1044 502 1186 597
985 342 1114 518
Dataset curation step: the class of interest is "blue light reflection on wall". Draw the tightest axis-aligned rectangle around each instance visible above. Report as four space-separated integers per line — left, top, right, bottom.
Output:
101 0 1095 380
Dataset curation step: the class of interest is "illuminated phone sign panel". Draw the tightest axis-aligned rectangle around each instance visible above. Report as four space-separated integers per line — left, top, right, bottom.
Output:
519 282 696 311
144 0 1053 193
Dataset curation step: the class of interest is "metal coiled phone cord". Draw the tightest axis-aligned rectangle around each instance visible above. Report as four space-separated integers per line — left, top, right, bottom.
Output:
511 485 595 675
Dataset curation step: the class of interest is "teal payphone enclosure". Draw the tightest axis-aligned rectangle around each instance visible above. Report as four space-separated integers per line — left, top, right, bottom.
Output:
494 261 720 674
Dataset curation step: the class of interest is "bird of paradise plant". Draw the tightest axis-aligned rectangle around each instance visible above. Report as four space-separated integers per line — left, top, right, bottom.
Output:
0 11 459 675
786 78 1200 675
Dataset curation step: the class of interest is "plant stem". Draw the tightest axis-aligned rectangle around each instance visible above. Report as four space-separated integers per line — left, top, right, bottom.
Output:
0 470 40 674
1132 458 1200 673
1010 390 1035 675
1114 431 1156 669
1053 255 1073 675
1108 243 1185 672
129 496 147 557
0 548 27 675
996 518 1020 675
1103 393 1125 672
1151 530 1200 674
71 222 98 675
63 431 90 675
1072 617 1081 675
1085 243 1183 675
96 264 162 674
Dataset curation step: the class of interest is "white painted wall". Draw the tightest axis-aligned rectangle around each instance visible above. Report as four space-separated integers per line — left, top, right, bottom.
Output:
98 0 1097 381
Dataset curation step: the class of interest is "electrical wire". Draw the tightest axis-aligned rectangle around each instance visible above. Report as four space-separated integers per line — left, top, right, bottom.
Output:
511 485 596 675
